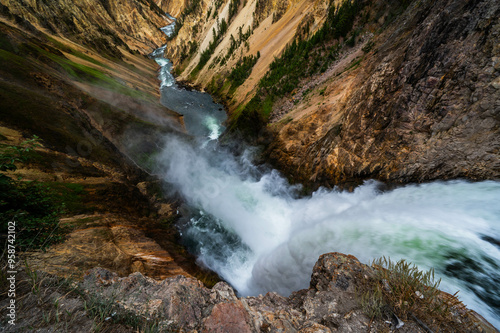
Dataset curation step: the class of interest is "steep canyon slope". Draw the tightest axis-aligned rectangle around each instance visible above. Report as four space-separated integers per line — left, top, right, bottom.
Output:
1 0 169 55
268 0 500 186
0 0 211 288
171 0 500 187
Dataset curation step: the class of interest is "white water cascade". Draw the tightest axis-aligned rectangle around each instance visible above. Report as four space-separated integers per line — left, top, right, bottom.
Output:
157 134 500 327
152 17 500 327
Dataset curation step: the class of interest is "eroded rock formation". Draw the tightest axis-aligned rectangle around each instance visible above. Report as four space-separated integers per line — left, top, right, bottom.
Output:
267 0 500 186
74 253 494 333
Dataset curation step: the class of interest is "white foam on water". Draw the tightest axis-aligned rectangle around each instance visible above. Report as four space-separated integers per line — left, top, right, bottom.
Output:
157 134 500 327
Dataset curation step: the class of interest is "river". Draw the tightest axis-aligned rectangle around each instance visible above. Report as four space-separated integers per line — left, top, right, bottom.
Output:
153 22 500 327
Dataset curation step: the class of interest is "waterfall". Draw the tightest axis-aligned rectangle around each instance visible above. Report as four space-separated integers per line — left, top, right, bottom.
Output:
156 133 500 327
152 19 500 327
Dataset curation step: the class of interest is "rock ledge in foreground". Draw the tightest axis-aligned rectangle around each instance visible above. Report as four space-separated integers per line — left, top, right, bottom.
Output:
81 252 497 333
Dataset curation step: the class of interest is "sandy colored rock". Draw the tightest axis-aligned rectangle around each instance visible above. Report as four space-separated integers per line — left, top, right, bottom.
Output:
1 0 169 55
202 301 254 333
25 214 193 280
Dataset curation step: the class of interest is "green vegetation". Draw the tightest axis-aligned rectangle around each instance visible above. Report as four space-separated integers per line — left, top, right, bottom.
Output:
227 53 260 92
360 257 472 331
84 293 164 332
207 24 253 70
260 0 360 97
219 25 253 65
46 36 110 68
87 27 126 59
228 0 241 23
0 31 143 100
173 0 204 39
43 182 87 214
362 40 375 53
67 49 110 69
175 0 249 75
195 18 228 71
228 94 272 137
365 257 442 319
0 80 117 168
346 56 363 71
179 40 199 63
31 45 144 100
180 0 203 19
16 264 166 332
231 0 363 135
214 0 224 13
0 49 34 79
0 137 67 251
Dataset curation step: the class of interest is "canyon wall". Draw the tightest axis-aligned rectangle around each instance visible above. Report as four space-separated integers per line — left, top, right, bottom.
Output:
166 0 328 104
171 0 500 187
1 0 169 55
267 0 500 186
0 0 203 286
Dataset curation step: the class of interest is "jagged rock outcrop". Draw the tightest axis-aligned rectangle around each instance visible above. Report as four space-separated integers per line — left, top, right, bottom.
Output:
75 253 493 333
3 253 497 332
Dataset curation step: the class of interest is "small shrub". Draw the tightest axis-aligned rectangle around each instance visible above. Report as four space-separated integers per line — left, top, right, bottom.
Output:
361 284 385 319
194 18 228 71
0 137 67 251
228 0 240 23
359 257 475 332
371 257 442 320
84 292 166 332
362 40 375 53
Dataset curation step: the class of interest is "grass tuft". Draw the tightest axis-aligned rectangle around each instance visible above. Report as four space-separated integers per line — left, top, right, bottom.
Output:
358 257 477 332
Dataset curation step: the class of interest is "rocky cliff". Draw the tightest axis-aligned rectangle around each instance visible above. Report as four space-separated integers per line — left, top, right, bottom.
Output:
170 0 500 187
3 253 497 332
1 0 169 56
266 0 500 186
164 0 328 98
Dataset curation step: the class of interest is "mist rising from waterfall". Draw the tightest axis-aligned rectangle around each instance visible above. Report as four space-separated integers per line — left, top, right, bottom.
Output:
155 129 500 327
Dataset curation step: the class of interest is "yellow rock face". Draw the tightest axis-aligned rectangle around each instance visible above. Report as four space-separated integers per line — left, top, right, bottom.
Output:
2 0 169 54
